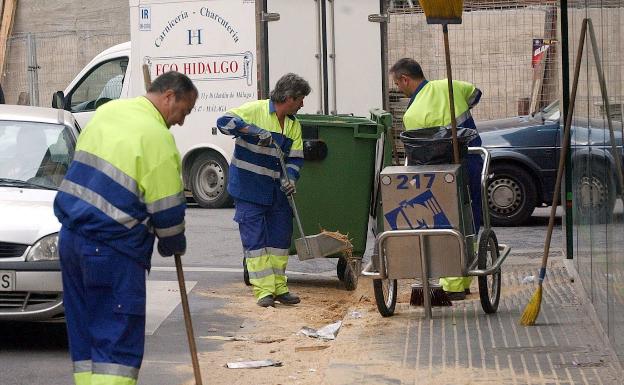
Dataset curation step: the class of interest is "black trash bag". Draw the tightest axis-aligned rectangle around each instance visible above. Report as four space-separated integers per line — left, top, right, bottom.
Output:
400 127 478 165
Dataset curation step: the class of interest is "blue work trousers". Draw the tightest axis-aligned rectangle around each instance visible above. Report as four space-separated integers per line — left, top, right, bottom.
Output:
234 187 293 299
59 227 146 385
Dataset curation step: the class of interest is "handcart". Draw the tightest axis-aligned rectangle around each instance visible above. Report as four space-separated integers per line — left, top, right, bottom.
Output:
362 147 511 318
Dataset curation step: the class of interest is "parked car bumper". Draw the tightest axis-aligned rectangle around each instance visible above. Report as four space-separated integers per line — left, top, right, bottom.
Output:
0 261 63 321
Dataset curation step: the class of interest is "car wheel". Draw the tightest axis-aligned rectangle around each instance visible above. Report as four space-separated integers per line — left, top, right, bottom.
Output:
189 152 232 208
574 163 616 223
487 164 537 226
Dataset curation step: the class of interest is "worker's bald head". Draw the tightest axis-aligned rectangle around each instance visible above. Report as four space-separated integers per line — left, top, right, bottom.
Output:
148 71 198 101
146 71 198 128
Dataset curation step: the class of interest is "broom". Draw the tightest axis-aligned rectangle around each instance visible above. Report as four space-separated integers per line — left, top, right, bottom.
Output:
520 19 586 326
409 0 464 307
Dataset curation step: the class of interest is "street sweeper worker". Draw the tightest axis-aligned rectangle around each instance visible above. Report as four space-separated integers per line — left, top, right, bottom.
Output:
217 73 310 308
390 58 482 301
54 71 197 385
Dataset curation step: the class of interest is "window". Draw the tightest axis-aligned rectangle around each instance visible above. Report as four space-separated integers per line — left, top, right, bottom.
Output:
68 57 128 113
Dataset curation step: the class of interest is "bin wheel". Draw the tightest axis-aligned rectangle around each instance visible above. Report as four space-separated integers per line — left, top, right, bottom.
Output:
243 257 251 286
477 229 501 314
373 278 397 317
337 256 347 281
343 259 360 291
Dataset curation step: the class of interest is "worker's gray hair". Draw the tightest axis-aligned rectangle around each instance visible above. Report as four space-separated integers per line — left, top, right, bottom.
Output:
389 58 425 80
148 71 198 100
269 73 311 103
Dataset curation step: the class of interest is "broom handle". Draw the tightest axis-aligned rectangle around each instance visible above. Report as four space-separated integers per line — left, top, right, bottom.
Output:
175 254 203 385
274 144 311 255
443 24 461 165
540 19 587 281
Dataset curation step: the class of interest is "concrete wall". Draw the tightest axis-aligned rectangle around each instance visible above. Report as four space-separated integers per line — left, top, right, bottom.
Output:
2 0 129 105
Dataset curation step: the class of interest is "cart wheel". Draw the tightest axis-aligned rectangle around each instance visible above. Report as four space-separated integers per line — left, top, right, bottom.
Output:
477 229 501 314
243 257 251 286
373 278 397 317
343 259 359 291
337 256 347 281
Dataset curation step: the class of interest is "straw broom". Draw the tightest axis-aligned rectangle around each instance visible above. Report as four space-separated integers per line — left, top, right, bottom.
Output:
520 19 587 326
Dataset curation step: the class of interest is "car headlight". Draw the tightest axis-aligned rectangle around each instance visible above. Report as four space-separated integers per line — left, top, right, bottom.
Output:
26 233 59 261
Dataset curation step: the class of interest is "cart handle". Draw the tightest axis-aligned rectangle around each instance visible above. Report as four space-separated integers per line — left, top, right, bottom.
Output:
467 147 491 231
466 244 511 276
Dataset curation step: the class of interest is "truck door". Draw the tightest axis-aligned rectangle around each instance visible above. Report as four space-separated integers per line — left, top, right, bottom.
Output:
64 57 129 128
265 0 383 116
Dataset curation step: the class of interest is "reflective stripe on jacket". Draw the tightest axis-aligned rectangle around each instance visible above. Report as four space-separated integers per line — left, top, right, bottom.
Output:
217 99 304 205
403 79 482 130
53 96 185 268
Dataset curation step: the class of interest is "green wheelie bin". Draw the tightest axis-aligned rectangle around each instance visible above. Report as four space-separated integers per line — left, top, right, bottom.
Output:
289 109 393 290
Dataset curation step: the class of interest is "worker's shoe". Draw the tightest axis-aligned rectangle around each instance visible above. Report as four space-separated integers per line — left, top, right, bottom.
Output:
446 291 466 301
465 288 471 295
274 292 300 305
257 296 275 307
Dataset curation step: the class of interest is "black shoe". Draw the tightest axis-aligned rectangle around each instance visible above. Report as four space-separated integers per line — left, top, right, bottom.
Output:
465 288 471 295
257 296 275 307
274 292 300 305
446 291 466 301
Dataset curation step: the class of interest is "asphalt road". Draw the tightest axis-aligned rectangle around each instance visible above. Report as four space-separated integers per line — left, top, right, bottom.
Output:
0 205 565 385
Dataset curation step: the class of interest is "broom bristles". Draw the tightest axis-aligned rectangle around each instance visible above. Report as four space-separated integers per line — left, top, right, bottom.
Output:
418 0 464 21
520 285 542 326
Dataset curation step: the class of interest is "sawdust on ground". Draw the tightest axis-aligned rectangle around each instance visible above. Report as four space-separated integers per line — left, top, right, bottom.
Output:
177 276 371 385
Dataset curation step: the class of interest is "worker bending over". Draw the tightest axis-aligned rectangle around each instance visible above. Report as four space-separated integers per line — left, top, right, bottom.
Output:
390 58 483 301
217 73 310 307
54 71 197 385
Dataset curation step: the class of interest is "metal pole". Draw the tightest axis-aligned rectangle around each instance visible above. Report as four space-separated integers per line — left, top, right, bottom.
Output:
442 24 460 164
27 33 40 107
419 236 432 319
175 255 203 385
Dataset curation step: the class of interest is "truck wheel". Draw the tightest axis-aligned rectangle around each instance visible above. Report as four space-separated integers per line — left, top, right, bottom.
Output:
189 152 232 208
487 164 537 227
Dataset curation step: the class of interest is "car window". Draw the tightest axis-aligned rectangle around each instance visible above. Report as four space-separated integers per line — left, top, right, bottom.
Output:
0 121 76 188
68 57 128 113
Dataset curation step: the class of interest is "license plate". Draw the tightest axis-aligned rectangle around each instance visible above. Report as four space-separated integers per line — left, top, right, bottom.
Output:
0 270 15 291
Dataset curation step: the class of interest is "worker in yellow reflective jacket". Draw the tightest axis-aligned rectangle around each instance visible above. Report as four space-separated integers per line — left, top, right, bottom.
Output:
390 58 483 301
54 71 197 385
217 73 311 307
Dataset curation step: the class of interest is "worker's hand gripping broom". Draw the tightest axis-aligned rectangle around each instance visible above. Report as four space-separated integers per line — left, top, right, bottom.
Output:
520 20 587 327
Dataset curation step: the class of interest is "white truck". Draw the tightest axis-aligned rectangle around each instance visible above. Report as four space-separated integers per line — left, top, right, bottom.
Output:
53 0 258 208
53 0 383 208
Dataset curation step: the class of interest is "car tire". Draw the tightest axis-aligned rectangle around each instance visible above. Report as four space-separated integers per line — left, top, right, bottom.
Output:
189 152 232 208
574 162 616 223
487 164 537 226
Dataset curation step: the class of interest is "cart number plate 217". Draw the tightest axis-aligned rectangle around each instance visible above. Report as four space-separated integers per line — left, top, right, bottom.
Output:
395 174 436 190
0 270 15 291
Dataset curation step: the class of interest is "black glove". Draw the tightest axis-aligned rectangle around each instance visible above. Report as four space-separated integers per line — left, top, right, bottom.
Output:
157 237 186 257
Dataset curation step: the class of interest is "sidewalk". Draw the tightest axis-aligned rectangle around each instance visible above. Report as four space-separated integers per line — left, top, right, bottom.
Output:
322 256 622 385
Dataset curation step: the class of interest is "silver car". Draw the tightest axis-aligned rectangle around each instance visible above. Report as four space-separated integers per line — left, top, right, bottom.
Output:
0 105 79 321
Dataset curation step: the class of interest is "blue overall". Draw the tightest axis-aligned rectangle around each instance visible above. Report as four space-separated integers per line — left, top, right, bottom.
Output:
59 227 145 384
234 185 293 299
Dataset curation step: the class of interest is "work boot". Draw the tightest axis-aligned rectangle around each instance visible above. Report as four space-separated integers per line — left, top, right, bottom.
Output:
446 291 466 301
257 296 275 307
274 292 300 305
465 288 471 295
